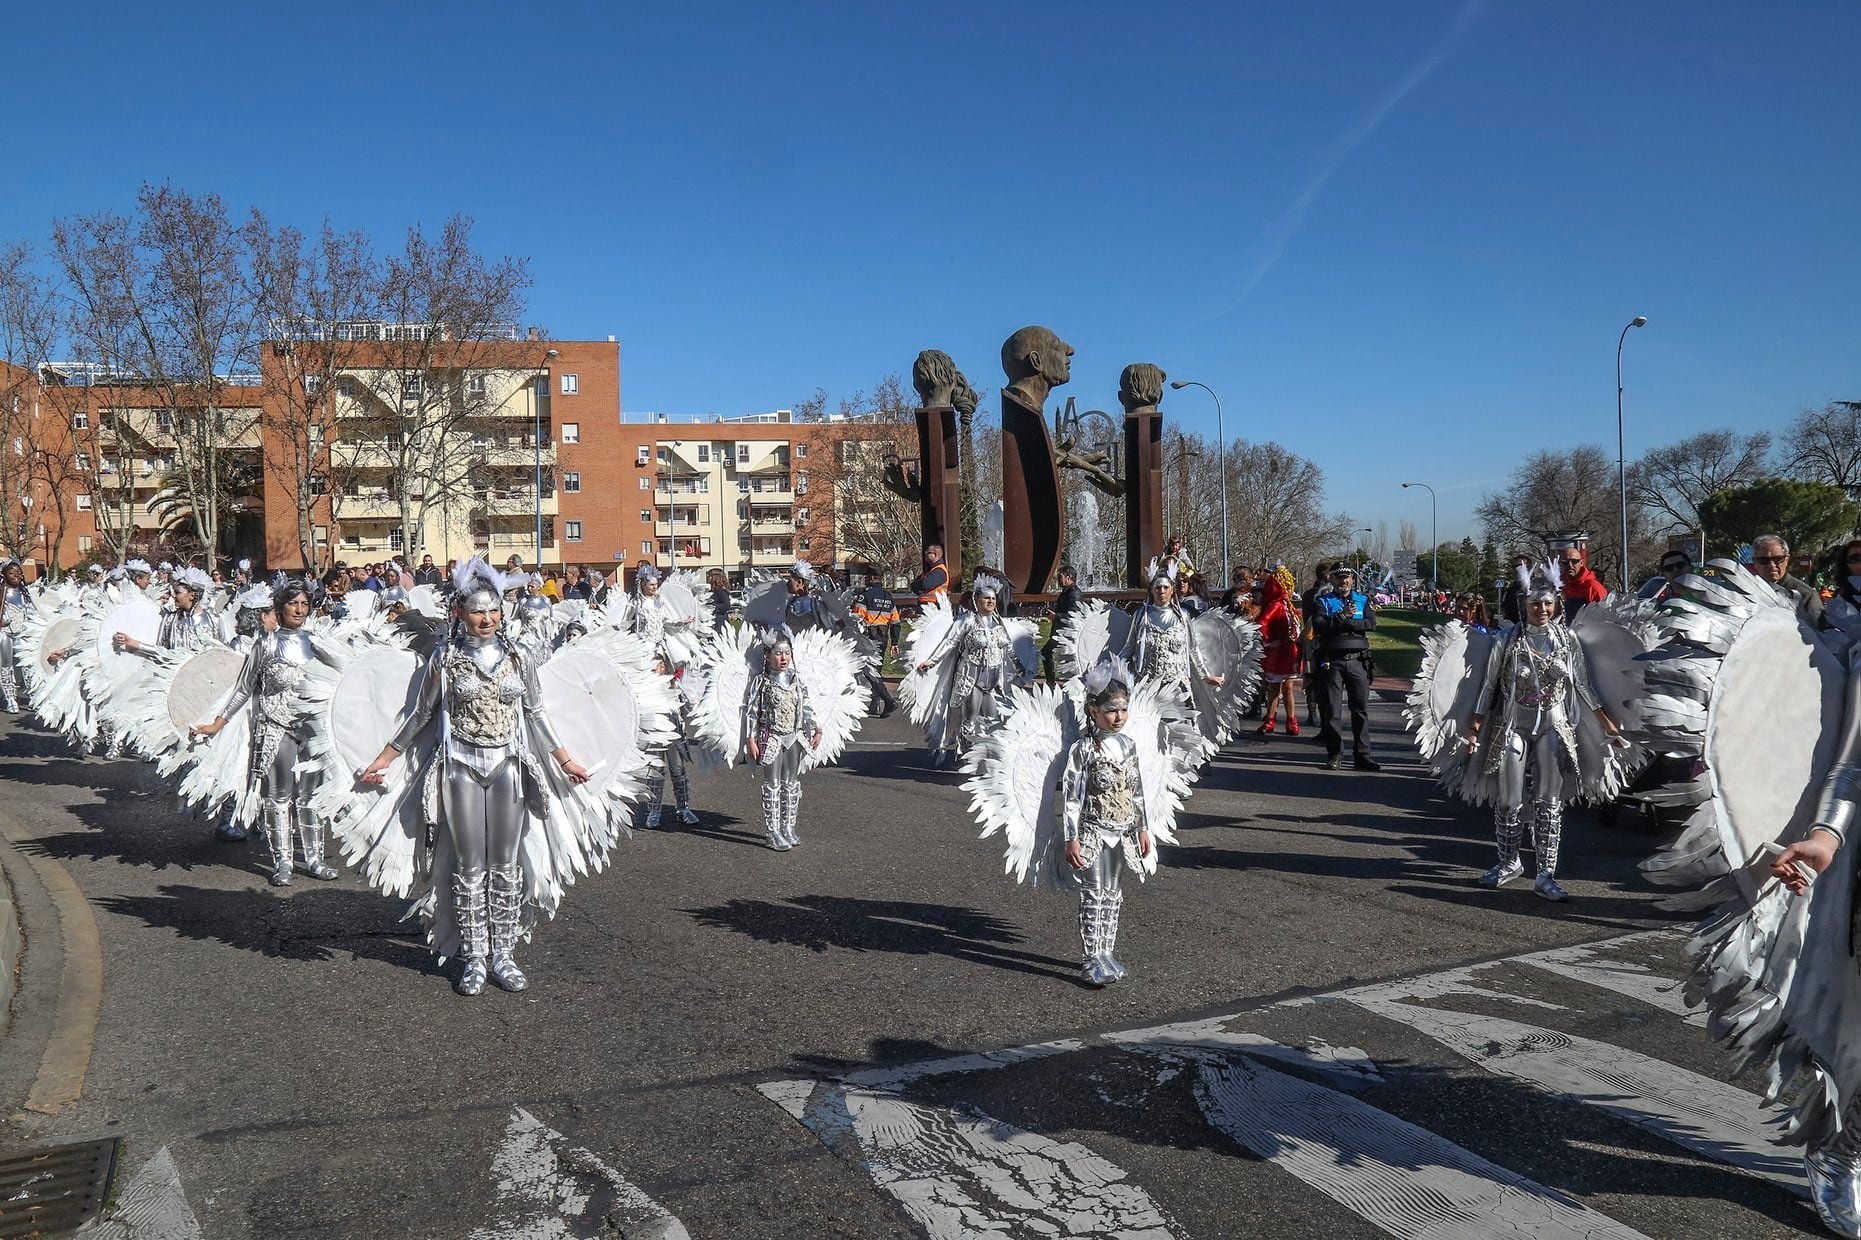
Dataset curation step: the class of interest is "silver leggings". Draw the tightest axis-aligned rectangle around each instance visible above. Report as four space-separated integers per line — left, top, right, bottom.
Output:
443 756 525 873
760 735 806 789
262 731 316 804
1070 836 1127 969
1495 726 1566 811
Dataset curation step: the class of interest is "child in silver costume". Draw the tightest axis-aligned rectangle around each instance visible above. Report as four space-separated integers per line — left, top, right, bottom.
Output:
1059 662 1153 987
742 628 821 851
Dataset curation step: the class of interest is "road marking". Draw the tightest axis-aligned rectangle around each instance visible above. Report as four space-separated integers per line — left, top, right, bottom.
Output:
1339 994 1803 1194
1191 1054 1653 1240
1512 933 1706 1026
467 1107 689 1240
0 808 104 1114
759 1079 1178 1239
1102 1018 1382 1087
74 1146 202 1240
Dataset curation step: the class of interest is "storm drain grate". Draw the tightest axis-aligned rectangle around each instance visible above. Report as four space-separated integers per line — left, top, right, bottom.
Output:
0 1138 119 1238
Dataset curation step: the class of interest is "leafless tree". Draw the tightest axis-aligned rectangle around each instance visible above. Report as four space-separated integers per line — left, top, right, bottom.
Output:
244 214 379 572
1785 401 1861 500
1629 428 1773 538
0 243 60 565
1397 519 1420 552
795 374 922 581
330 216 537 560
1476 444 1656 583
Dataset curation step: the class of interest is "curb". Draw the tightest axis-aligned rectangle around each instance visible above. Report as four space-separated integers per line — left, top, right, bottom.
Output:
0 843 19 1040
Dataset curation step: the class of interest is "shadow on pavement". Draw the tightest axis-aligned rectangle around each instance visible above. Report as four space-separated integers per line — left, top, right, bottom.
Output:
95 883 439 975
682 894 1083 984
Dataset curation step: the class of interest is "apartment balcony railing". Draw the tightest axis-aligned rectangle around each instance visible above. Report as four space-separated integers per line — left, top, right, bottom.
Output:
475 490 559 517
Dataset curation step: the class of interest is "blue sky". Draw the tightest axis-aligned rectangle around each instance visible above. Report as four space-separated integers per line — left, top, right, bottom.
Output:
2 1 1855 543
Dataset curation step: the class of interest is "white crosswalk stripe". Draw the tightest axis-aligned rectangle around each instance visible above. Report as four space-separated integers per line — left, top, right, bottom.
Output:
759 928 1816 1239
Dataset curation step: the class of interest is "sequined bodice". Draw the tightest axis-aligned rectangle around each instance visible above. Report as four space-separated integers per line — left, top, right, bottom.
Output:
1138 608 1190 682
445 641 524 746
160 607 214 652
959 618 1011 667
757 672 803 735
1506 627 1570 710
257 629 318 727
1083 734 1137 828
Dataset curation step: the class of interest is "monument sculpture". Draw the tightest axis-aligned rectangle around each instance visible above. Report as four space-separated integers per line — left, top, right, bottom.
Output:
1119 362 1167 589
886 349 973 587
999 326 1072 595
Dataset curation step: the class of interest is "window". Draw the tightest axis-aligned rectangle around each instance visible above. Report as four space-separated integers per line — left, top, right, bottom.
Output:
314 525 329 545
800 537 812 552
697 444 710 463
401 374 423 400
534 377 548 399
797 507 810 524
11 437 21 456
389 528 404 552
561 423 579 444
639 477 650 491
78 535 93 552
156 411 174 433
386 430 404 450
641 541 652 556
76 494 92 511
636 446 650 465
737 479 749 493
563 472 581 493
657 446 670 464
339 377 359 398
796 471 809 495
796 442 808 458
565 520 583 542
737 444 749 464
750 477 764 494
560 374 579 395
71 411 89 430
697 477 709 493
75 452 89 471
465 373 487 397
640 509 651 523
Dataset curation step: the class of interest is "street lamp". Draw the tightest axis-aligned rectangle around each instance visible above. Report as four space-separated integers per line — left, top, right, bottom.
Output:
1401 481 1437 596
1170 380 1230 582
1616 315 1648 594
1172 440 1201 548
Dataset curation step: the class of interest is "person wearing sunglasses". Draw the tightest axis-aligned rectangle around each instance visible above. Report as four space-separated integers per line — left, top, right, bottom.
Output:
1820 538 1861 643
1748 533 1824 626
1554 542 1608 620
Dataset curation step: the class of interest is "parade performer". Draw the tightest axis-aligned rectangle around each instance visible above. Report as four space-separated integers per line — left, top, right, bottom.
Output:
688 618 865 852
743 560 846 635
963 657 1203 986
335 557 676 995
117 567 217 665
1408 565 1642 903
904 576 1038 769
627 564 700 664
189 581 346 886
1 559 38 712
643 649 700 828
1612 558 1861 1237
1255 572 1301 736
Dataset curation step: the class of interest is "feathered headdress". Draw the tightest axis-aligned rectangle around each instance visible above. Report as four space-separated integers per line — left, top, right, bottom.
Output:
125 558 152 576
759 624 795 658
237 558 251 573
972 574 1004 600
86 564 105 578
1082 655 1134 707
636 564 663 585
236 583 274 610
172 567 213 593
788 560 815 582
452 556 507 610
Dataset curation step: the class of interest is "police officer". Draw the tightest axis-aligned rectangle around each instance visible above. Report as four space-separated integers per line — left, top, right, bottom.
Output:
1313 563 1380 771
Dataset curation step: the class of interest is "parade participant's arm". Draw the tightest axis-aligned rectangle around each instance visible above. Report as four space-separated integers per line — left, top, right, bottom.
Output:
520 652 589 783
1059 739 1090 870
191 638 264 738
1776 652 1861 892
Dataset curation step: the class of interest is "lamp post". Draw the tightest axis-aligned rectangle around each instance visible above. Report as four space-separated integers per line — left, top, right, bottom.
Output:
1170 380 1230 583
1401 481 1436 597
1616 315 1648 594
1354 527 1373 582
1172 439 1201 548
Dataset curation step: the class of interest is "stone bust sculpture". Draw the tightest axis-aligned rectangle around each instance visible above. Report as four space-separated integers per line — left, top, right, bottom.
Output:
1118 363 1166 415
1000 326 1074 412
912 349 978 411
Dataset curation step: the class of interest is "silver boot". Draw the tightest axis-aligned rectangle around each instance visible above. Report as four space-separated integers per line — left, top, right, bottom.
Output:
1102 890 1127 982
673 770 699 825
780 782 802 848
644 773 664 829
762 780 789 851
1479 808 1525 888
262 798 294 886
1533 799 1569 902
1078 892 1112 987
486 864 529 993
296 804 339 880
453 869 490 996
215 797 248 842
1811 1107 1861 1239
0 665 19 713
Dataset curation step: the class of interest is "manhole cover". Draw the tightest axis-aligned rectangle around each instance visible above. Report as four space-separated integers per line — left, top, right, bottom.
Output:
0 1138 119 1237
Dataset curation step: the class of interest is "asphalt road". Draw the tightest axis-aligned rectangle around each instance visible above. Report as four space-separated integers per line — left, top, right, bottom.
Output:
0 698 1827 1239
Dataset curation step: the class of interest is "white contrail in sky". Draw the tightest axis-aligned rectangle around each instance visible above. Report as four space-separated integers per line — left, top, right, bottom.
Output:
1229 0 1488 307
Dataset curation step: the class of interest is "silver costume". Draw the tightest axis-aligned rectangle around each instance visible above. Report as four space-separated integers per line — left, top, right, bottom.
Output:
1058 727 1149 986
391 633 563 995
1474 619 1600 901
1121 602 1206 695
630 592 696 662
132 604 218 664
743 667 817 851
924 613 1026 764
1 579 37 712
220 628 345 885
631 593 699 827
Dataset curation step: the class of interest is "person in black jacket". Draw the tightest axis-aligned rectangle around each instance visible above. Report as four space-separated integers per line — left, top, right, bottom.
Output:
1312 563 1379 770
1042 565 1082 683
1499 554 1531 625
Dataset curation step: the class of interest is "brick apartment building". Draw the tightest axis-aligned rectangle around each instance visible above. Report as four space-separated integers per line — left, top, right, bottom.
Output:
0 331 907 583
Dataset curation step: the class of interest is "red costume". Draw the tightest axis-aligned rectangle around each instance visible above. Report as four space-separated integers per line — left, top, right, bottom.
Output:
1258 578 1300 678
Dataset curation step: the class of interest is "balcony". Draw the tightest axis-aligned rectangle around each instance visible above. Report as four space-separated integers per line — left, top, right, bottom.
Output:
334 492 406 520
476 489 559 517
748 516 795 535
470 443 555 468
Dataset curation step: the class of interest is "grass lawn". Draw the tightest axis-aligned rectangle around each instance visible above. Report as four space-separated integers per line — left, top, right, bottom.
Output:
1366 607 1435 680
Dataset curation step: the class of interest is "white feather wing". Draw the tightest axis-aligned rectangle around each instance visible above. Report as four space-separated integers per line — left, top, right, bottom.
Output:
790 627 866 771
961 683 1077 888
1187 610 1263 749
899 594 958 740
688 622 757 765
